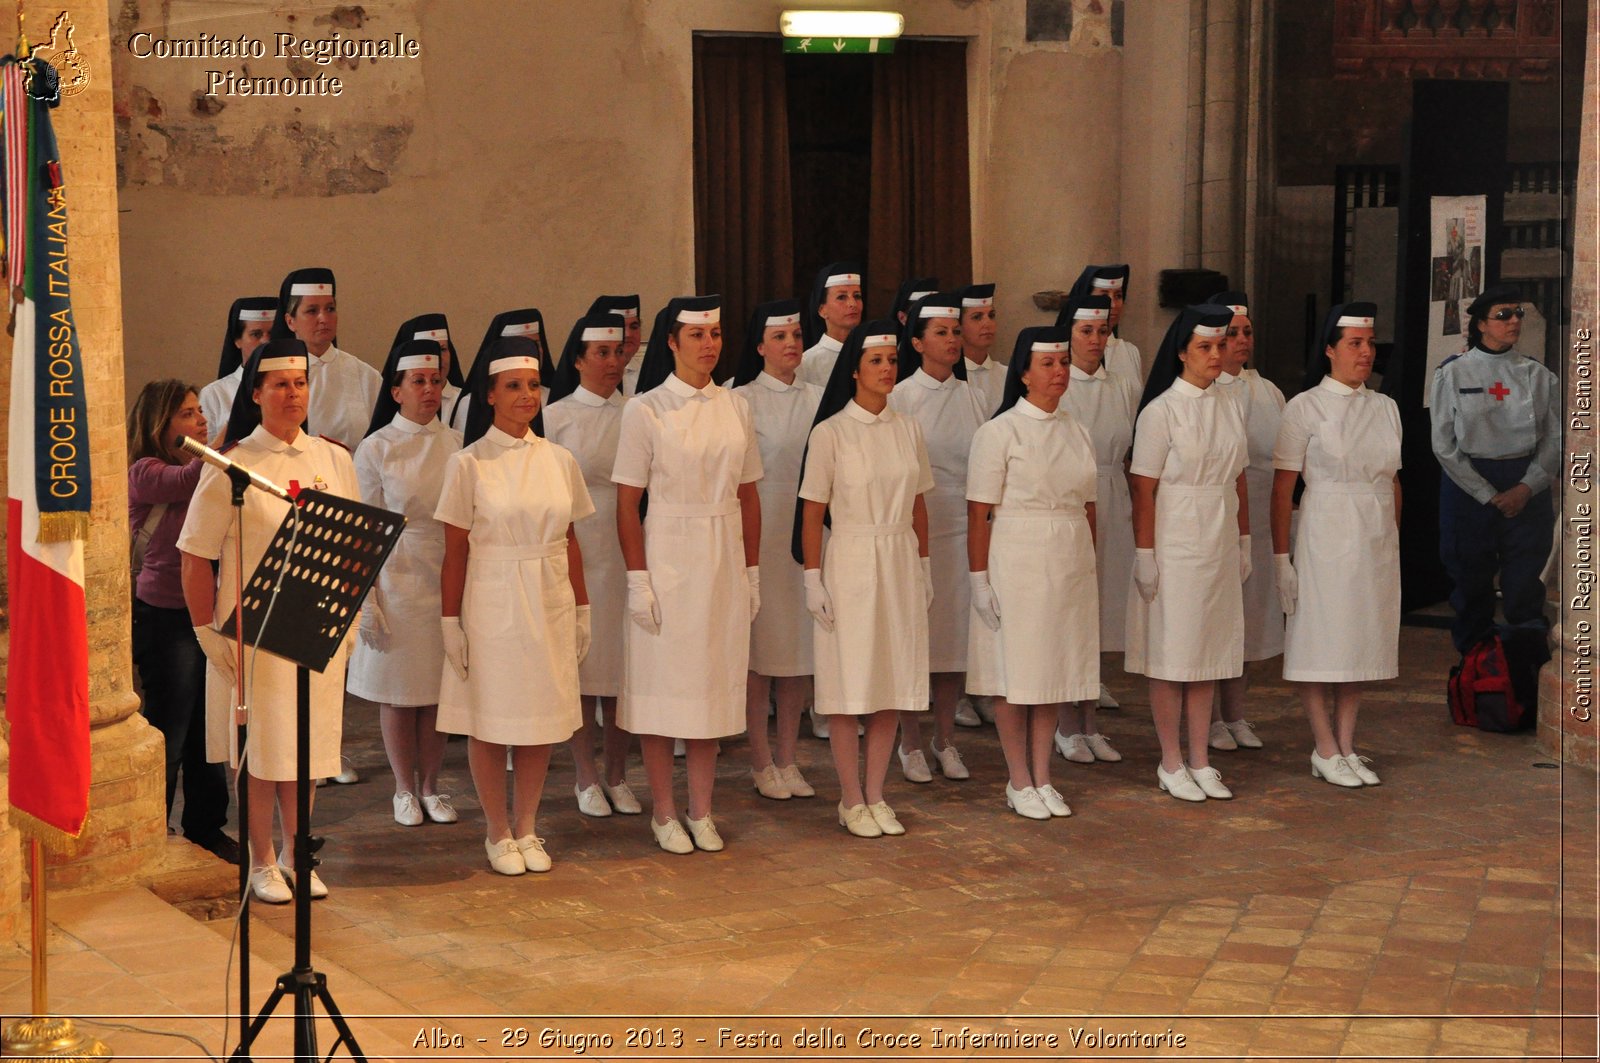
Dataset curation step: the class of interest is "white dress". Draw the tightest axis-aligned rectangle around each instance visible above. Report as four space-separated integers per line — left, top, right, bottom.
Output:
1124 378 1249 682
889 368 986 672
1218 368 1288 660
1062 362 1140 652
307 346 383 448
612 374 762 738
966 400 1100 705
176 425 359 780
963 356 1007 419
346 414 461 705
441 383 465 428
800 401 934 715
1275 377 1402 682
1105 335 1143 388
798 334 844 389
543 386 628 697
434 426 594 745
735 371 824 676
200 368 241 432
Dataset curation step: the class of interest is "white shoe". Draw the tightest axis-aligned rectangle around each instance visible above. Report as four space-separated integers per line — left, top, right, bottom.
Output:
575 783 613 817
1005 783 1051 820
331 756 359 784
1227 719 1264 749
931 741 969 780
1036 784 1073 817
1207 720 1238 751
778 763 815 798
392 790 424 827
809 707 831 739
278 862 328 898
975 697 996 724
673 738 686 757
485 837 525 876
866 801 905 836
1189 765 1233 799
1097 683 1120 709
600 778 642 815
249 864 292 904
684 814 724 852
1054 731 1094 764
651 817 693 854
751 764 791 800
838 802 882 838
1311 750 1364 788
898 747 932 784
514 834 552 872
420 793 458 823
954 697 982 727
1156 764 1206 802
1344 754 1381 786
1083 733 1122 762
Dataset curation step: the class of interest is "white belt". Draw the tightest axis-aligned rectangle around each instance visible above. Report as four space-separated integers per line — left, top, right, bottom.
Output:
471 540 566 561
648 499 740 518
1158 484 1230 497
1305 482 1391 497
830 521 912 538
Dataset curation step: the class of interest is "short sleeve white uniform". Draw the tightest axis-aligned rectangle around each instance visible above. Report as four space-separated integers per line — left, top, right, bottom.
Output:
1124 378 1249 682
307 346 383 448
800 402 934 714
433 427 594 745
889 369 986 672
798 335 844 389
966 400 1100 705
1062 362 1140 652
612 375 762 739
176 426 359 779
735 372 824 676
346 414 461 705
200 369 241 433
1217 368 1288 660
543 386 628 697
1275 377 1402 682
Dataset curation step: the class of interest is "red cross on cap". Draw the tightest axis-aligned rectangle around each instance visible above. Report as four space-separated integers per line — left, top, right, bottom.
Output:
1488 381 1510 401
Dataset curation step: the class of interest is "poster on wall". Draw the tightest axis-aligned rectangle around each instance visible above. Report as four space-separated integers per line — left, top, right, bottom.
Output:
1423 194 1486 405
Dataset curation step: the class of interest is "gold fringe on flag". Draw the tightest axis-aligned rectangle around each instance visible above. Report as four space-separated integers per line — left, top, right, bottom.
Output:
35 510 88 544
9 807 86 854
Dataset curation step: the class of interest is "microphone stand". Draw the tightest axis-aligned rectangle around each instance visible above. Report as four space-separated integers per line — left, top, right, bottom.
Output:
224 463 253 1042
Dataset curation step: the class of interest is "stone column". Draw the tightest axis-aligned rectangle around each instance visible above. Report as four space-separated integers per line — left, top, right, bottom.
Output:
1537 0 1598 767
0 0 165 920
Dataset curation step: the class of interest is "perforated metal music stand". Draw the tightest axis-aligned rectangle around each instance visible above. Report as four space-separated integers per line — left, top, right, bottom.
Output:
227 492 403 1063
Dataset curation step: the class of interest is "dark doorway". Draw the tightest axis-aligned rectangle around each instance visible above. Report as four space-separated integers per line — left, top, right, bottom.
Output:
786 54 874 301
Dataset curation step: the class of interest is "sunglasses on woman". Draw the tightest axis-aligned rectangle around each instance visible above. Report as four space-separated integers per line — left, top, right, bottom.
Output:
1488 306 1526 321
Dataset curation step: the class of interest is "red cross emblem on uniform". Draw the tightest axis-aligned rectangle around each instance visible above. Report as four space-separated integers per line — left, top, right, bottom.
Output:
1488 381 1510 401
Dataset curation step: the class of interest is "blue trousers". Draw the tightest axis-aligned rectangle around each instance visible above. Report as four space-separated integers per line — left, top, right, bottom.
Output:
131 598 230 842
1438 456 1554 654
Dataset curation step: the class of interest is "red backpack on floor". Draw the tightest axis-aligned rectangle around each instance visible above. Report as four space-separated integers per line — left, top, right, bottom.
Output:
1448 634 1530 733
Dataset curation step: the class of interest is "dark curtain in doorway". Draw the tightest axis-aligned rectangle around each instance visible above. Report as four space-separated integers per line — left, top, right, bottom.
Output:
866 41 973 317
693 36 796 375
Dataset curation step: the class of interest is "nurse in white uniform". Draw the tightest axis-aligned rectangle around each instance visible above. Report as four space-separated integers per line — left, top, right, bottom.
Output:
272 267 382 450
389 313 468 428
889 293 985 785
733 299 823 801
966 327 1098 821
1272 302 1400 788
200 297 275 431
179 339 359 904
544 311 640 817
1209 291 1287 753
798 262 864 389
588 295 645 399
1054 294 1132 765
613 295 763 856
797 320 933 838
958 283 1007 418
347 339 462 829
449 308 550 432
436 336 594 876
1126 305 1251 803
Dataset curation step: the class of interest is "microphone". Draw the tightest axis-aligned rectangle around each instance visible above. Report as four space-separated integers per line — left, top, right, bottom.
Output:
179 436 293 501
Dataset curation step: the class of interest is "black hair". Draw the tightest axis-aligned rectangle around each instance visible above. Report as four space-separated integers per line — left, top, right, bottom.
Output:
732 299 804 387
802 261 863 348
271 267 336 342
216 297 277 379
634 297 722 394
1134 304 1237 427
388 313 465 389
547 312 628 404
1304 301 1377 393
896 292 967 383
992 326 1072 419
224 337 311 445
461 336 545 445
1066 264 1130 337
364 339 444 439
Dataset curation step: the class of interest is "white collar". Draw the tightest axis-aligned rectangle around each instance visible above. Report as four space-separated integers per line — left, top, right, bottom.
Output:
389 412 441 435
910 367 957 391
484 424 536 448
1171 377 1211 398
307 346 341 367
963 356 991 373
1318 376 1362 397
1069 363 1106 382
248 423 307 454
1217 370 1239 385
1014 398 1055 420
814 334 844 354
844 400 893 424
755 370 800 393
573 384 622 407
663 373 716 400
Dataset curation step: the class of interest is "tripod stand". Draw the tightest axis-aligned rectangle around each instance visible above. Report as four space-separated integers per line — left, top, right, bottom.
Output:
221 489 403 1063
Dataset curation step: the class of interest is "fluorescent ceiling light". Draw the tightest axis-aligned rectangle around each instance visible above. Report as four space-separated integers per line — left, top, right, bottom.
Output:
780 10 905 39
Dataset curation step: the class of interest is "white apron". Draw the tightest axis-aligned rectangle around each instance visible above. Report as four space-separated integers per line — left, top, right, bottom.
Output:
346 413 461 705
800 402 934 715
1276 378 1402 682
1124 378 1249 682
889 368 985 672
1219 369 1288 660
306 346 382 448
612 375 762 739
1062 362 1139 652
965 401 1100 704
433 427 594 745
544 387 628 696
736 372 824 676
175 426 359 780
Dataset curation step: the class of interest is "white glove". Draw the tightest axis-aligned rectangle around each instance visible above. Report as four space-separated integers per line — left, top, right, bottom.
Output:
441 616 468 680
194 625 237 686
969 571 1001 631
1274 554 1298 616
358 593 390 651
1238 535 1254 583
1133 548 1159 603
626 570 662 635
575 604 592 663
921 557 935 612
803 568 835 632
745 565 761 621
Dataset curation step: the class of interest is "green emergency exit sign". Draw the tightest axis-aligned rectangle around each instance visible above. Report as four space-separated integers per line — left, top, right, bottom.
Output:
783 36 896 54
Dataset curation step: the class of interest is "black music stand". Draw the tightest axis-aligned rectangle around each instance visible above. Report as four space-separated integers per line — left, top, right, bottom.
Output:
226 491 404 1063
